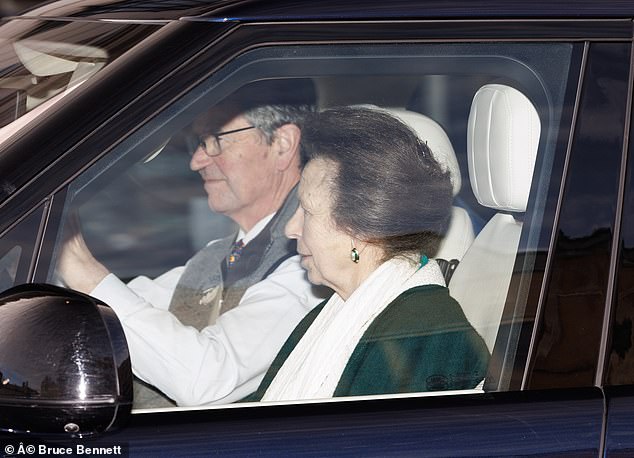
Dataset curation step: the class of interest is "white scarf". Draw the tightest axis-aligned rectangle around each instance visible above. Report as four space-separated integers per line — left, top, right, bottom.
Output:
262 257 446 401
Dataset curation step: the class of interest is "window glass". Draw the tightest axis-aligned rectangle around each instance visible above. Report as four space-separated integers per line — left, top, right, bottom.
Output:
0 18 158 139
607 92 634 386
0 246 21 292
527 43 631 389
0 206 43 292
75 132 236 280
39 42 578 410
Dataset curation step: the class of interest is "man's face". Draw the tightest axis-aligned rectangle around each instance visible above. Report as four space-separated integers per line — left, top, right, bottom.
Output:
190 113 278 226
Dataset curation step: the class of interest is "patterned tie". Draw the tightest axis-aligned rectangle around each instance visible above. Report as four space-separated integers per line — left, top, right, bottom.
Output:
227 239 245 269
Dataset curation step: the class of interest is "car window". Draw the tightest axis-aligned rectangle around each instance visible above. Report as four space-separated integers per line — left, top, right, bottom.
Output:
30 42 580 410
607 94 634 386
0 246 21 292
0 18 158 142
523 42 631 390
0 206 44 291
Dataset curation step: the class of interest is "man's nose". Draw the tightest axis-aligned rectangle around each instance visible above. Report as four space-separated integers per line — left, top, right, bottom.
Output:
190 145 214 171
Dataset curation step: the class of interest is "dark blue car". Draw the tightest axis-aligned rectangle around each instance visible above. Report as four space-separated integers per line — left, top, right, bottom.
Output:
1 0 634 455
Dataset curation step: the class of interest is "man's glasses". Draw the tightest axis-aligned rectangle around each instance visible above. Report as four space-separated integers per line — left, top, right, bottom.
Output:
195 125 256 157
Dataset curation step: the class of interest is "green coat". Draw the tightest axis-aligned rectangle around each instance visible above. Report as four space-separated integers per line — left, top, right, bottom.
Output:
248 284 490 400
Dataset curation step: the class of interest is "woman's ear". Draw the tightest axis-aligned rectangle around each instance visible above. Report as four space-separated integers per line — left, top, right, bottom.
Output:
357 239 387 267
271 123 302 171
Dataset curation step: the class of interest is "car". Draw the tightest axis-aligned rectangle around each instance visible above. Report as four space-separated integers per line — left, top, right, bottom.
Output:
1 0 634 455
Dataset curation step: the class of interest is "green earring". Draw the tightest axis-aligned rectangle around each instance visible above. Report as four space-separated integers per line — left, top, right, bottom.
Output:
350 247 360 263
419 254 429 269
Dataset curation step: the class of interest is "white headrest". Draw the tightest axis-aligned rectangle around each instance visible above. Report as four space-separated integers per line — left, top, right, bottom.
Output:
467 84 540 212
388 108 461 196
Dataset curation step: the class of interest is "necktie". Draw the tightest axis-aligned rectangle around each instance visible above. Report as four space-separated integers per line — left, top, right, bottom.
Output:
227 239 245 269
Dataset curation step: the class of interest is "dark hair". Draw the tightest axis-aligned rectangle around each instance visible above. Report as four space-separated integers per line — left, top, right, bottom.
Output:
300 106 453 261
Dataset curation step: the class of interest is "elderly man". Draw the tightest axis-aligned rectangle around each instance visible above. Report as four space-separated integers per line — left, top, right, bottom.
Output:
58 80 323 407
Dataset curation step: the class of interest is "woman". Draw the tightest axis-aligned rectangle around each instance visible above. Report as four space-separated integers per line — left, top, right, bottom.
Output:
250 106 489 402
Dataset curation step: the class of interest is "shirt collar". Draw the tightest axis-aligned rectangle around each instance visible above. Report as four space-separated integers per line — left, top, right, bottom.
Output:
237 213 275 245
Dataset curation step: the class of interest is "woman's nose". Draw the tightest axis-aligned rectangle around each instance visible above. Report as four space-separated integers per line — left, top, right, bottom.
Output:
284 207 303 240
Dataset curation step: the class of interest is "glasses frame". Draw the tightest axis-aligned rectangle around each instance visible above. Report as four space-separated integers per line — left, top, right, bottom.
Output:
196 125 256 157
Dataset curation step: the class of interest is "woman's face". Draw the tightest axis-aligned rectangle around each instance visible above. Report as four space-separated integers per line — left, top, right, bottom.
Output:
285 159 355 296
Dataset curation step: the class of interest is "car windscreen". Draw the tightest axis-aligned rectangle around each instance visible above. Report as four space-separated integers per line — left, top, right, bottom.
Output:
0 18 158 137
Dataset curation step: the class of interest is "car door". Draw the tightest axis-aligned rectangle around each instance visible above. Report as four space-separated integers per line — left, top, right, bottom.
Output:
1 13 631 457
603 57 634 455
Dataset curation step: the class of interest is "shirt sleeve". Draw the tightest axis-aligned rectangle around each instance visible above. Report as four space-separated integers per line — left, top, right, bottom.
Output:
90 255 320 406
123 266 185 310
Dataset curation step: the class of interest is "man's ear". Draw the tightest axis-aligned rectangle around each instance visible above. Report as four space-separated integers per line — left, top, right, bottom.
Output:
271 123 302 171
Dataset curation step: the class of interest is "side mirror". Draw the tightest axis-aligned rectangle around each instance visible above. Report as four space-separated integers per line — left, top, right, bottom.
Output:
0 284 132 437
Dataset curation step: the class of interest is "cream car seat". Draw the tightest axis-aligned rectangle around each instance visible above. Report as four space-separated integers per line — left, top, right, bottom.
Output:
387 108 475 282
449 84 541 353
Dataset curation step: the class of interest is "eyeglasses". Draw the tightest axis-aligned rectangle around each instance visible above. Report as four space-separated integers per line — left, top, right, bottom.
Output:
195 125 256 157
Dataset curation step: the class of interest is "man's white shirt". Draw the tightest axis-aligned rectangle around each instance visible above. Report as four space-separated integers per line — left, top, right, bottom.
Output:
90 215 322 406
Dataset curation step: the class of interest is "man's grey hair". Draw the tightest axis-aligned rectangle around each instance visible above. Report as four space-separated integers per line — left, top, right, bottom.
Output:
243 104 315 143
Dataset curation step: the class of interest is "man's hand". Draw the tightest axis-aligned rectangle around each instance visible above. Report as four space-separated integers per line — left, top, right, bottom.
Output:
57 217 110 294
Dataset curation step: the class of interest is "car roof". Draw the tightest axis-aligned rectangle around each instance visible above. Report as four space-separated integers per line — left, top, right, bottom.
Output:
14 0 229 22
15 0 634 22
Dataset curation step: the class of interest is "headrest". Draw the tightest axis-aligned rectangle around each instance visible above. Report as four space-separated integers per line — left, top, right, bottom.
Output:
467 84 540 212
387 108 461 196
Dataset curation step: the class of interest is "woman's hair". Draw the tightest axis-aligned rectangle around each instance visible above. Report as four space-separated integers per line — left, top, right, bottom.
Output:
300 106 453 261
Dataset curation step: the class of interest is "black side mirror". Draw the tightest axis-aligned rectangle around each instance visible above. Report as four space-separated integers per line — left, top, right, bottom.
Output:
0 284 132 437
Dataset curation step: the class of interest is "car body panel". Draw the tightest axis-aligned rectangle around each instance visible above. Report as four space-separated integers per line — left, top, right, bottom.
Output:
605 386 634 456
17 0 634 21
15 0 228 22
82 389 604 457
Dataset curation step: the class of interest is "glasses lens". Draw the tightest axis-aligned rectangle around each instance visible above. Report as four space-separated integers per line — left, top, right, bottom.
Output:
195 135 220 157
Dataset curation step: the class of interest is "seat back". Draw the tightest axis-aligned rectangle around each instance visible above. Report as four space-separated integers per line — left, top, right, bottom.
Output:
386 108 474 277
449 84 541 352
